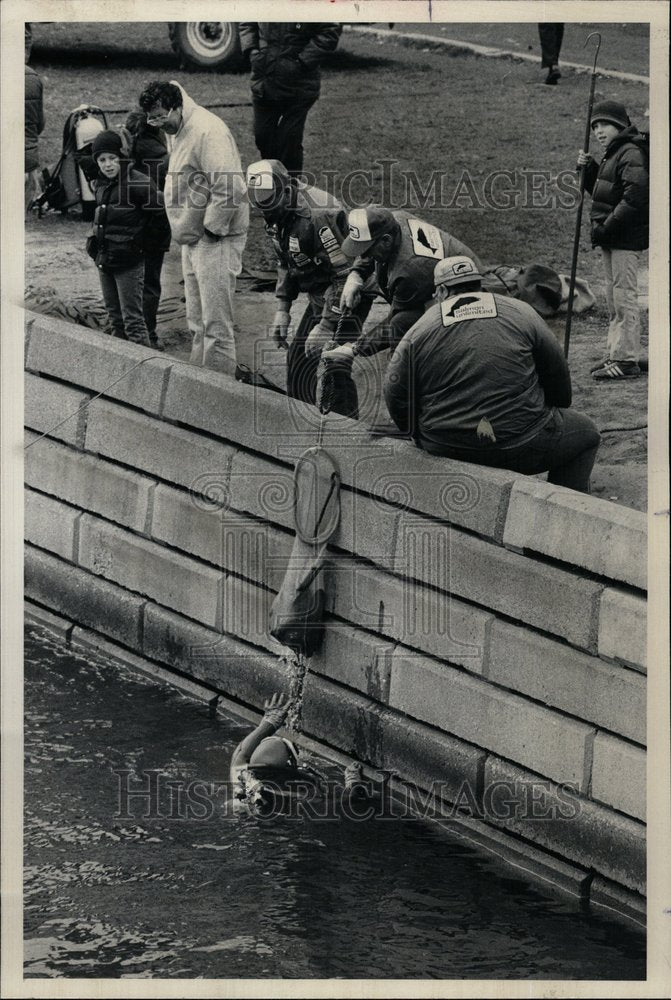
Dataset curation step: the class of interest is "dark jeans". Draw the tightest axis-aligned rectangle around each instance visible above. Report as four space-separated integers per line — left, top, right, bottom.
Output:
143 251 165 344
429 409 601 494
538 23 564 68
98 261 149 346
252 95 318 176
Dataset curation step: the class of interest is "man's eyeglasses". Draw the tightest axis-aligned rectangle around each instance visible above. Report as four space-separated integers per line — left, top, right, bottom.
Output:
146 109 173 125
360 234 385 259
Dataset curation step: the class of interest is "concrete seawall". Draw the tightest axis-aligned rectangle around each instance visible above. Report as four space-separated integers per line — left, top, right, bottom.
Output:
24 312 647 918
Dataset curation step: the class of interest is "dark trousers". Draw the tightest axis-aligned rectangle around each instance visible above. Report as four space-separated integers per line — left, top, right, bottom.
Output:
538 23 564 68
252 95 318 176
428 409 601 494
98 261 149 345
143 251 165 344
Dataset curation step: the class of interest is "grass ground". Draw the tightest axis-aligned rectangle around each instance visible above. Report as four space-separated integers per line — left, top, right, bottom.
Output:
26 22 649 509
392 22 650 77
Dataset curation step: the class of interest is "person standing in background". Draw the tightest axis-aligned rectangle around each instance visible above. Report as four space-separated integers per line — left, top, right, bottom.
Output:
25 24 45 211
577 100 649 380
239 22 342 177
87 130 164 347
139 80 249 375
538 23 564 85
123 110 172 352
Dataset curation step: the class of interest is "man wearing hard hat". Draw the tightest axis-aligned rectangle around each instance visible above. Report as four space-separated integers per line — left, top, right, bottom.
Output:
382 256 601 494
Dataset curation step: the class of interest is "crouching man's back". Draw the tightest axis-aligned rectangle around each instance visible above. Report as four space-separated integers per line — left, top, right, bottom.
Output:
383 256 600 495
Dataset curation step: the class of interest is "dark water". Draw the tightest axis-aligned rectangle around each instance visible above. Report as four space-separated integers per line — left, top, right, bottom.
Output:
24 626 645 980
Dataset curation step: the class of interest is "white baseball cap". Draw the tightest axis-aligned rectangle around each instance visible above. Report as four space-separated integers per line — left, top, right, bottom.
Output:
246 159 291 205
342 205 397 256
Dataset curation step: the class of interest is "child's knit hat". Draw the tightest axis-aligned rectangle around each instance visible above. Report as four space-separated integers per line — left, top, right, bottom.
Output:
591 101 631 131
91 130 124 161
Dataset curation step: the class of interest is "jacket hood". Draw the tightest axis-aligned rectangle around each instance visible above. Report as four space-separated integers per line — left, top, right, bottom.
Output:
170 80 199 124
607 125 647 154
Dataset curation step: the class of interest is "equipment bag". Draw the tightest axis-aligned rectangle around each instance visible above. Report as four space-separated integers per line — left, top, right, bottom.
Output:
33 105 108 219
269 446 341 657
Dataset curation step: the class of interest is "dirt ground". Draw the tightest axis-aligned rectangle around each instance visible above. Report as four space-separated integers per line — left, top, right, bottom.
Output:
25 23 650 510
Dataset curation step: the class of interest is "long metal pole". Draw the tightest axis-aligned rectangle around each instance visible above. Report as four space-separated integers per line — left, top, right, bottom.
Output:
564 32 602 358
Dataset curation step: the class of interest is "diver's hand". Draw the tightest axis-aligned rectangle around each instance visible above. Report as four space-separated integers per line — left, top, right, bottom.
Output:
262 692 291 728
344 761 364 789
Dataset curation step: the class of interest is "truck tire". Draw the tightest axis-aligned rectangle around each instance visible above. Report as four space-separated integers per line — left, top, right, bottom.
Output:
168 22 243 71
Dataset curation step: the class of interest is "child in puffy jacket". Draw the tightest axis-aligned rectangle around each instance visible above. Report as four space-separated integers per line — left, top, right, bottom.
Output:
577 100 649 380
87 130 164 346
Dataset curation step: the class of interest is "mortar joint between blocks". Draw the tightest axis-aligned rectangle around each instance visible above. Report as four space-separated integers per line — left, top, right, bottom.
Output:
72 511 84 565
144 481 158 537
583 728 597 797
138 600 148 651
480 615 495 679
158 364 175 418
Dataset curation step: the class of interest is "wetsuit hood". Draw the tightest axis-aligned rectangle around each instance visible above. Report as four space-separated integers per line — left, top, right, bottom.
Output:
249 735 299 769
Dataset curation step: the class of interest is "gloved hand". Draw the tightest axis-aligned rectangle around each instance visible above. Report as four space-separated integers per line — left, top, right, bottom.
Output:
262 692 291 728
340 271 364 311
591 223 608 245
271 309 290 350
305 321 334 359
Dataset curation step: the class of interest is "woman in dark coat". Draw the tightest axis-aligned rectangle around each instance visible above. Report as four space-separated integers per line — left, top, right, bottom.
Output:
124 112 172 350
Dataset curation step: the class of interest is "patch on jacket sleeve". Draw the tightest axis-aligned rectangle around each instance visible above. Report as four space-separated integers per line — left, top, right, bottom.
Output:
408 218 444 259
440 291 498 327
288 234 312 268
318 225 349 270
476 417 497 443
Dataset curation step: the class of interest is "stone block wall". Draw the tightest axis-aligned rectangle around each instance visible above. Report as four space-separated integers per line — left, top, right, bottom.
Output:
24 313 647 907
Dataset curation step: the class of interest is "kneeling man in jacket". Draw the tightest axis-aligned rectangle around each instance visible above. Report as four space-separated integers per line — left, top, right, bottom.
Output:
383 256 600 494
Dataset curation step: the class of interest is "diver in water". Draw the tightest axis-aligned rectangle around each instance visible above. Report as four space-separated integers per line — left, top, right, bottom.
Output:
230 693 318 815
230 693 391 819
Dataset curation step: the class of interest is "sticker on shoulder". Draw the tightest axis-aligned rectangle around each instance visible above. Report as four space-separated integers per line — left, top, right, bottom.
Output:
408 218 444 259
440 292 498 327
